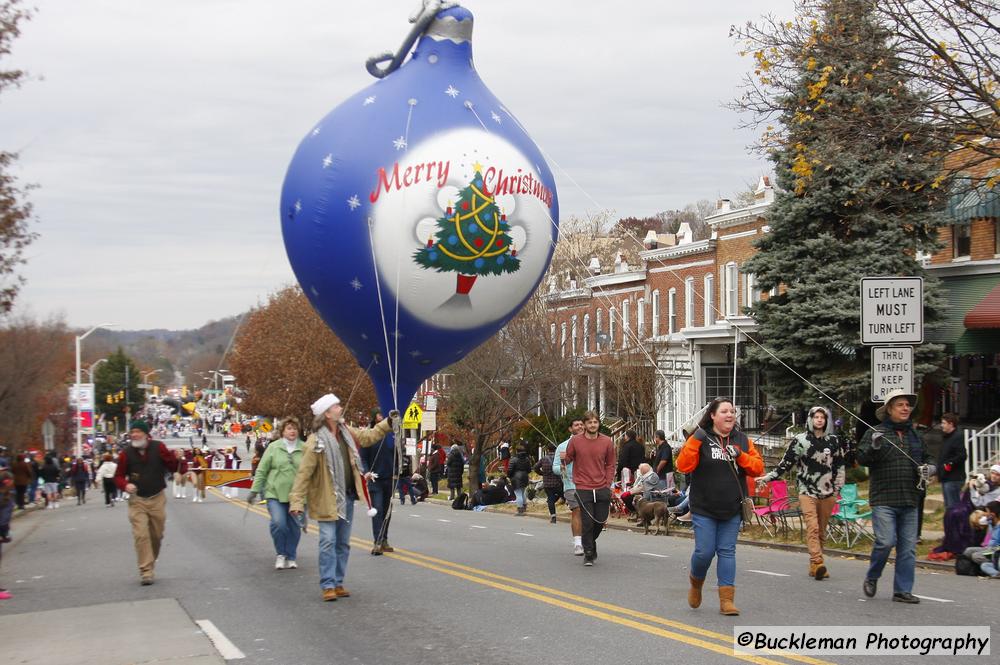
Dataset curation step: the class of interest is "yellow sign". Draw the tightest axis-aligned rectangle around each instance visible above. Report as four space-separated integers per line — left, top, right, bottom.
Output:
260 421 273 433
402 402 423 429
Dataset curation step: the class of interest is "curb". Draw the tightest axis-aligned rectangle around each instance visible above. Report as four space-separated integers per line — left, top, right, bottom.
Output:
424 497 953 572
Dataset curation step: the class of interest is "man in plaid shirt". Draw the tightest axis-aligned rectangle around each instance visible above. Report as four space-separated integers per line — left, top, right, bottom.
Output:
857 388 934 604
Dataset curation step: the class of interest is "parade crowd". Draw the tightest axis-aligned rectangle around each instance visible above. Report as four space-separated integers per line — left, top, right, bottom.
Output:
2 388 999 611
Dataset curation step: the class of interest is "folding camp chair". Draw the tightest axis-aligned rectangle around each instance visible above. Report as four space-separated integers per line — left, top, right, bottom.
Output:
829 483 873 547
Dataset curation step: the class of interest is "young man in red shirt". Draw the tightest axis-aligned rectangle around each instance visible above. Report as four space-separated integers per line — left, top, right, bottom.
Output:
564 411 615 566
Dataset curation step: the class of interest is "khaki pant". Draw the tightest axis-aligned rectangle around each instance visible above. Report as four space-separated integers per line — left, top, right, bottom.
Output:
799 494 836 564
128 491 166 578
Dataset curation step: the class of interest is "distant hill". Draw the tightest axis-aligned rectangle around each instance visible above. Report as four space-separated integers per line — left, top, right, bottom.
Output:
81 315 243 388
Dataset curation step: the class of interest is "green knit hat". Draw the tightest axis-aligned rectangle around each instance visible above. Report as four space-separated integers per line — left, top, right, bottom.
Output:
129 420 151 435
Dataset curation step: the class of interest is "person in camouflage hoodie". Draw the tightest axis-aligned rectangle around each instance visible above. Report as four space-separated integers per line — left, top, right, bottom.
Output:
757 406 846 580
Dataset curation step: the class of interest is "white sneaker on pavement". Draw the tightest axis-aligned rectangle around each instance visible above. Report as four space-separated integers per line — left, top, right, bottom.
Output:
286 560 297 569
275 555 286 570
573 544 584 556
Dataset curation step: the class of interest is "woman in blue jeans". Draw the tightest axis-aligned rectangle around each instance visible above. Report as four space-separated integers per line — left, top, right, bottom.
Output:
676 398 763 616
248 417 305 570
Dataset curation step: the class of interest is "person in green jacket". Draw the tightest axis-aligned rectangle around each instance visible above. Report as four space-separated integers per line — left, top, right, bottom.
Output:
248 416 305 571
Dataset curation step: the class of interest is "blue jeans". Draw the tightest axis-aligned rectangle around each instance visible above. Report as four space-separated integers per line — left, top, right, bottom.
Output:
266 499 301 561
398 478 417 504
514 487 526 508
866 505 918 594
941 481 962 511
368 479 393 544
690 512 741 587
317 499 354 589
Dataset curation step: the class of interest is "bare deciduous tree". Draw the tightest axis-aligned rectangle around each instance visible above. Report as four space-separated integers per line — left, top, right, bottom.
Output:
229 286 377 427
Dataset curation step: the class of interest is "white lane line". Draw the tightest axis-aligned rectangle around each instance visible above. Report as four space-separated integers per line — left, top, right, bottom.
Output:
746 569 790 577
437 519 452 523
914 594 954 603
515 532 534 537
409 514 421 517
195 620 246 660
640 552 669 558
470 525 487 529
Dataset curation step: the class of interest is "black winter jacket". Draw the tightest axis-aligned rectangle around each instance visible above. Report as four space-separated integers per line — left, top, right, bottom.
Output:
936 429 967 483
509 453 533 490
446 449 465 488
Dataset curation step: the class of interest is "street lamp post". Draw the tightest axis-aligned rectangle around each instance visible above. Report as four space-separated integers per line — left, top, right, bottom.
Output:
76 323 114 458
83 358 108 382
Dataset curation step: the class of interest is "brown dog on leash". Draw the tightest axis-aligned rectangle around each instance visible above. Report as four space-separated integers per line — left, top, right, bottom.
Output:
635 496 669 535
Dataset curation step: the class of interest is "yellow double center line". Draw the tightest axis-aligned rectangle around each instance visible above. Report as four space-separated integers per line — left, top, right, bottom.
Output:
215 489 834 665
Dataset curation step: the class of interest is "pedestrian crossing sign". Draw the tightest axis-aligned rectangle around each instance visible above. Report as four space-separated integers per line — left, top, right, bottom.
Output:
402 402 423 429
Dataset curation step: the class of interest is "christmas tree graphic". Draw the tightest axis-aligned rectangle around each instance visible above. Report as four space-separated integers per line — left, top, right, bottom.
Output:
414 162 520 296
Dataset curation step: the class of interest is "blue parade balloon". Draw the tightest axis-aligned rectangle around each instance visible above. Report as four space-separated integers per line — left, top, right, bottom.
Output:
280 4 560 414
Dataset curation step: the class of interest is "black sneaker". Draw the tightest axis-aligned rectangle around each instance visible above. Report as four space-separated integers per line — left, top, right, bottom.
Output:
892 592 920 604
550 515 557 524
583 555 594 566
863 578 877 598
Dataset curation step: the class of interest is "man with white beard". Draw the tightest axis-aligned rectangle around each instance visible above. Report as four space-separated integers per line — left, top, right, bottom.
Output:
114 420 178 585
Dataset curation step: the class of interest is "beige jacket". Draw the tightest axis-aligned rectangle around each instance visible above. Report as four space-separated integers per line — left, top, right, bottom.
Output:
289 419 391 520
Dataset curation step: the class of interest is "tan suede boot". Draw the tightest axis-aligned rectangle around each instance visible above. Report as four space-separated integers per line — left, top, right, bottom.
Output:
719 586 739 615
809 561 819 578
814 558 828 581
687 575 705 608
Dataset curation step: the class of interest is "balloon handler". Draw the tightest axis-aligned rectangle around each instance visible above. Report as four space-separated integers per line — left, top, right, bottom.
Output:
289 393 399 602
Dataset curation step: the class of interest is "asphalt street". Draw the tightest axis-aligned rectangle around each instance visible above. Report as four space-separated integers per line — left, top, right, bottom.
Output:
1 474 997 665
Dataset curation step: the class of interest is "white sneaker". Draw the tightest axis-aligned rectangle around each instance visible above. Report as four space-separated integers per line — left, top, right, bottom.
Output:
573 544 584 556
275 555 286 570
286 560 298 569
54 502 60 509
192 496 198 503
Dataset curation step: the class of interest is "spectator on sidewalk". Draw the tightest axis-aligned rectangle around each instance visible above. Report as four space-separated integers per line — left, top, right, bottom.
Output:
936 413 966 511
10 454 33 510
114 420 178 585
962 501 1000 578
0 460 13 544
426 443 443 495
533 444 563 524
398 453 418 505
508 448 533 516
653 431 674 491
446 444 465 502
617 430 645 485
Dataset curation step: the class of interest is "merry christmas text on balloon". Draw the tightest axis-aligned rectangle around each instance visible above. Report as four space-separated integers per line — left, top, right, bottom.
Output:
369 159 452 204
481 166 554 209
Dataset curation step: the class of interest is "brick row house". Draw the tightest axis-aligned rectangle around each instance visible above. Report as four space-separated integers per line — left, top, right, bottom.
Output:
544 171 1000 436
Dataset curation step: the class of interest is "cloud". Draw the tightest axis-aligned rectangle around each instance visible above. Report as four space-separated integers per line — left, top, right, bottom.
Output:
2 0 793 329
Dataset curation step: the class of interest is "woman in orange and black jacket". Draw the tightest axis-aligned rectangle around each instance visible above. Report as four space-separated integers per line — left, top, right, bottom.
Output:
676 397 763 616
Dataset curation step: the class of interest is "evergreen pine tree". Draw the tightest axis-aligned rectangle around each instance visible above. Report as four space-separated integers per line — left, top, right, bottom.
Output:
741 0 946 411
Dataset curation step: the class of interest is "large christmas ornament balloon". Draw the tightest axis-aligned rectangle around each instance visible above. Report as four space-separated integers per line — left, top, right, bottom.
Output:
281 2 560 411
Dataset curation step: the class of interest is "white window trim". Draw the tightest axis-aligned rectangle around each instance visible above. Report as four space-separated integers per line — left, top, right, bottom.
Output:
570 315 578 357
637 297 645 339
704 274 714 325
725 262 738 317
668 288 677 335
684 277 694 329
583 313 591 355
652 290 661 337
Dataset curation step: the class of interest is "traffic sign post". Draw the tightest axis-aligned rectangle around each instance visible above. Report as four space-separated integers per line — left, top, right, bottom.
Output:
870 346 914 402
402 402 423 429
860 277 923 344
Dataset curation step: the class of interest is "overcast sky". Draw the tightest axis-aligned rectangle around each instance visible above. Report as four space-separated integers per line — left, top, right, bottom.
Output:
2 0 793 330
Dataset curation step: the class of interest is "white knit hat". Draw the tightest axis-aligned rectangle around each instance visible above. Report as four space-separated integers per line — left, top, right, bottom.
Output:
990 464 1000 475
310 393 341 416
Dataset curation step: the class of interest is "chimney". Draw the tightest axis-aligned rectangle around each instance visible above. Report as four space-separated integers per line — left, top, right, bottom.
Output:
588 256 601 275
717 199 731 212
643 229 658 249
677 222 692 245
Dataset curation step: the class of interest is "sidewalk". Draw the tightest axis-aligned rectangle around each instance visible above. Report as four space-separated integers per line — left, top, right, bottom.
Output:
425 496 953 571
1 598 227 664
